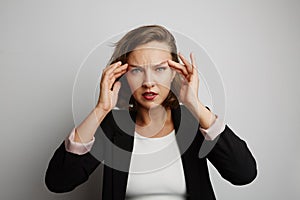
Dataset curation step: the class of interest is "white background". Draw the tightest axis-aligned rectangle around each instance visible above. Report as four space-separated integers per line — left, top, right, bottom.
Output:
0 0 299 199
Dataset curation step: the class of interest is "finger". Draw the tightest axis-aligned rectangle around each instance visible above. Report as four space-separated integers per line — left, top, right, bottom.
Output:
179 53 193 74
167 60 189 76
171 68 184 75
112 68 127 80
101 62 121 83
179 73 189 85
103 62 126 82
190 53 197 73
108 65 128 79
103 61 122 75
112 81 121 94
178 52 193 74
104 61 121 71
108 69 128 90
112 63 128 74
170 68 188 80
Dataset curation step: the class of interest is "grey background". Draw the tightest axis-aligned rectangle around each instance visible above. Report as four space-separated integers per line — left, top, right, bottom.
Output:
1 0 299 199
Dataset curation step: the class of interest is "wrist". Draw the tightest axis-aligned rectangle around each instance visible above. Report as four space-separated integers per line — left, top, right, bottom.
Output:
186 100 216 129
185 99 203 116
94 105 109 122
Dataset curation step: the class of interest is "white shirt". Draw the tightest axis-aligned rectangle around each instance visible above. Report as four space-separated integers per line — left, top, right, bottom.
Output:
125 129 187 200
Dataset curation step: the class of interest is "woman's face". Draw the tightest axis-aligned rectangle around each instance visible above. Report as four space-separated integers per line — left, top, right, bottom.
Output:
126 41 176 110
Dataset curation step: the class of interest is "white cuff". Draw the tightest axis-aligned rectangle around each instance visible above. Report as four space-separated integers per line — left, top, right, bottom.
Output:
64 128 95 155
199 115 226 141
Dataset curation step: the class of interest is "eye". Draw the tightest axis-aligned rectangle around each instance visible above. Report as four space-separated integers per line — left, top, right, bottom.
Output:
130 68 143 74
155 66 167 72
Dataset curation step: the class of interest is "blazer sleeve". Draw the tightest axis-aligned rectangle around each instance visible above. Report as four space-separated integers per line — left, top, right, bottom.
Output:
206 125 257 185
45 141 101 193
45 110 118 193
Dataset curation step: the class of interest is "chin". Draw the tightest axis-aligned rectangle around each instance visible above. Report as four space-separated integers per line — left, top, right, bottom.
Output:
135 98 164 110
138 102 160 110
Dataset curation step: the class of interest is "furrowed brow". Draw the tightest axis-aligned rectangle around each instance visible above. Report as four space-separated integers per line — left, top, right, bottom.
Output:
153 61 169 67
128 61 168 68
128 64 142 68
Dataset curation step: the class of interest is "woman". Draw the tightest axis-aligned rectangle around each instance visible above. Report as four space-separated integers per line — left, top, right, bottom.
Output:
45 25 257 200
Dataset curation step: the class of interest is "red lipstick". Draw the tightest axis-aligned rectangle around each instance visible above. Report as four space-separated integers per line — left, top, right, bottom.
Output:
142 92 158 101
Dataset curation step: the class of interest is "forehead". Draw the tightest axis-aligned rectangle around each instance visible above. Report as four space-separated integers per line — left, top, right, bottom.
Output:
128 42 172 66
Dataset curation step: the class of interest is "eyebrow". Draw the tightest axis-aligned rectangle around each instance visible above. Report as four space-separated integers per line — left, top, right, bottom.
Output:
128 61 168 68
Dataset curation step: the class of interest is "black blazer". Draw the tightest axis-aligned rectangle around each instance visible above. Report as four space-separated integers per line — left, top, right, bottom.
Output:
45 105 257 200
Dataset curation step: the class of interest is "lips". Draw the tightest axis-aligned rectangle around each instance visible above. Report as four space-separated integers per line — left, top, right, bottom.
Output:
142 91 158 100
142 91 158 96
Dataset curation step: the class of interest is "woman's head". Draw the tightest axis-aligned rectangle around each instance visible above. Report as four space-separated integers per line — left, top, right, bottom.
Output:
108 25 181 111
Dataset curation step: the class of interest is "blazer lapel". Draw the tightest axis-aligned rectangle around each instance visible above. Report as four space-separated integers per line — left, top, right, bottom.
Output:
111 109 135 200
173 105 206 199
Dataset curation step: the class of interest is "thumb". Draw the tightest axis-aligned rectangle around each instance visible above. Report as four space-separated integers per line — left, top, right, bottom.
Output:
112 81 121 95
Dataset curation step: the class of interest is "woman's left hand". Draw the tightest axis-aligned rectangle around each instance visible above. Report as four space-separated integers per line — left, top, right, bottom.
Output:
167 52 200 110
168 53 217 129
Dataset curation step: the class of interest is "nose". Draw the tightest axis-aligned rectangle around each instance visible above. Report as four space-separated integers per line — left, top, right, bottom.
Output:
142 70 155 88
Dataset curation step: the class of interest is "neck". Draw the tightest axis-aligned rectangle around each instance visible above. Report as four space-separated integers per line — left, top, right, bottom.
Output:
135 105 173 138
136 105 170 126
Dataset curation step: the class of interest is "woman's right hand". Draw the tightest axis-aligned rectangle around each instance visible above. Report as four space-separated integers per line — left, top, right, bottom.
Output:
96 61 128 112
